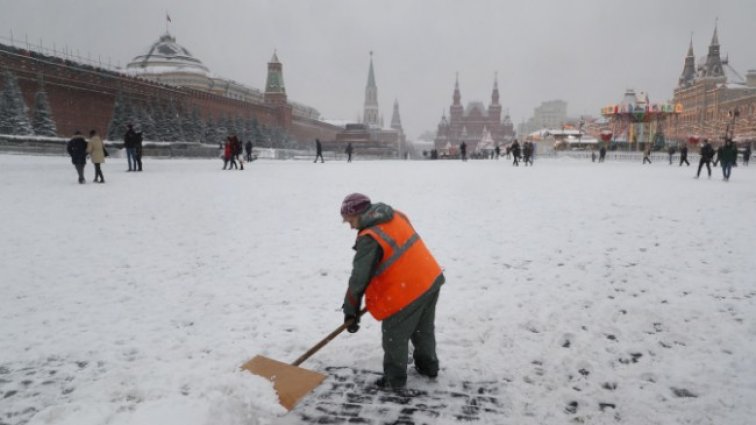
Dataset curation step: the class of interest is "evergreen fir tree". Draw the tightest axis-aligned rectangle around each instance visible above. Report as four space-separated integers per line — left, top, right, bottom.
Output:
152 102 171 141
204 116 217 144
190 107 205 143
234 115 246 139
107 93 127 141
163 99 185 142
0 70 34 136
177 102 196 142
216 114 231 142
136 103 158 142
31 85 58 137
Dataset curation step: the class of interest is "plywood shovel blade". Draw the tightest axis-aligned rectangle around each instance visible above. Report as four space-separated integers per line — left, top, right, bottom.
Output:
241 355 327 411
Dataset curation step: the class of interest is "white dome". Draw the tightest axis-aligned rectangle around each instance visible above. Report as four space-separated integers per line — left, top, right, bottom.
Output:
126 33 209 76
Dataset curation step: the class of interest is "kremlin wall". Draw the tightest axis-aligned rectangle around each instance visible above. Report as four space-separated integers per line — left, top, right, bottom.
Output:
0 33 341 149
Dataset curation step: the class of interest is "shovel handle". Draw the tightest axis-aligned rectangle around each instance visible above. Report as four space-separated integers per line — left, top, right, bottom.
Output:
291 307 367 367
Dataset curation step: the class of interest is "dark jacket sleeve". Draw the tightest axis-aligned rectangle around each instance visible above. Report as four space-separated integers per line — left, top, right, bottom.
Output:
342 235 383 316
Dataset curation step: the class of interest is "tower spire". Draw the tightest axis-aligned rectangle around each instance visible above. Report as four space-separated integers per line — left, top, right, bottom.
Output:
703 20 724 78
678 33 696 87
491 71 500 105
390 98 403 132
363 51 380 126
453 72 461 105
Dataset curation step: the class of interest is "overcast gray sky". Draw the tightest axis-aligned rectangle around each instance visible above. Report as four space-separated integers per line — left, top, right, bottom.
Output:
2 0 755 139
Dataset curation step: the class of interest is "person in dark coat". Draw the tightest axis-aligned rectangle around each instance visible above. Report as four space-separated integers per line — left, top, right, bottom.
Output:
679 144 689 166
459 142 467 161
695 139 715 179
599 145 607 162
743 144 751 166
340 193 444 390
523 141 534 166
231 135 243 170
245 140 253 162
667 145 676 165
345 142 353 162
123 124 138 171
720 139 738 181
134 131 144 171
67 130 88 184
314 138 324 163
494 144 500 159
713 144 724 166
511 140 521 166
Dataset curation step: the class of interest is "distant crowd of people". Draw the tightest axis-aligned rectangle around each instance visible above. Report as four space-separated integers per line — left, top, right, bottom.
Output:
220 135 255 170
640 138 747 181
67 129 752 185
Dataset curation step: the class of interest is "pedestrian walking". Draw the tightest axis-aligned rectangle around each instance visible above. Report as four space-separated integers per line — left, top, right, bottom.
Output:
314 138 325 163
460 142 467 161
511 140 521 166
642 145 652 164
720 138 738 181
67 130 88 184
134 130 143 171
124 124 138 172
340 193 444 390
713 144 723 166
345 142 353 162
86 129 106 183
222 137 232 170
245 140 253 162
494 144 500 159
599 145 607 162
695 139 715 179
667 145 676 165
743 144 751 166
523 141 534 166
679 145 689 166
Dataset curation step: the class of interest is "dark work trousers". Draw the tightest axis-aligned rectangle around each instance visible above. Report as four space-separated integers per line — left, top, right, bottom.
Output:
696 159 711 177
314 152 324 163
74 163 85 183
229 157 238 169
135 151 143 171
680 156 689 166
643 156 652 164
722 162 733 180
94 163 104 182
381 286 441 387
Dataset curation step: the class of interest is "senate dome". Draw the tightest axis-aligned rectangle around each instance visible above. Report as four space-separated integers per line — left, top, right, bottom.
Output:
126 32 210 77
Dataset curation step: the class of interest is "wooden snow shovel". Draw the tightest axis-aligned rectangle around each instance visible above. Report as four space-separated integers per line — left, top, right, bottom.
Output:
241 308 367 411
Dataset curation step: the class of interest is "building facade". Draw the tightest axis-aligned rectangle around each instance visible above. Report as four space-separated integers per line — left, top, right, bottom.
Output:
517 100 568 138
434 75 515 153
668 25 756 144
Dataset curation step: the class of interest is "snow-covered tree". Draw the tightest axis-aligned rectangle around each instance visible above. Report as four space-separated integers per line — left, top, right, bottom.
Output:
0 70 34 136
107 93 128 141
203 116 217 144
31 85 58 137
188 107 205 143
136 103 158 142
162 99 185 142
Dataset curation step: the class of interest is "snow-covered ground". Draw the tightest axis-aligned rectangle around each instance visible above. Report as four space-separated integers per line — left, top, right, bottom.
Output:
1 154 754 425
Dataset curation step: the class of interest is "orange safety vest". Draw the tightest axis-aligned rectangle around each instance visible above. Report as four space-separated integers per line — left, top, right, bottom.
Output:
359 211 442 320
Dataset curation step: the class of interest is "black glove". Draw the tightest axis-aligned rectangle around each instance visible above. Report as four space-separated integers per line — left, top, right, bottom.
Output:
345 314 360 333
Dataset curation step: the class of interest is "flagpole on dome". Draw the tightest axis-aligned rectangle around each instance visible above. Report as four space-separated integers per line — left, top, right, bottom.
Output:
165 11 172 34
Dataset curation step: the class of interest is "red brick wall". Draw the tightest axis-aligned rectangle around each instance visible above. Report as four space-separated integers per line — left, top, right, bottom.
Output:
1 46 339 144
